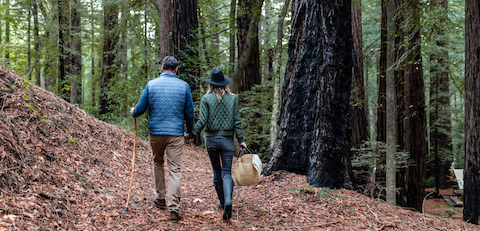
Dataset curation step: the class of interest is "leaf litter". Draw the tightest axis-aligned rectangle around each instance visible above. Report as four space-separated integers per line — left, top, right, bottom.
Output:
0 67 478 230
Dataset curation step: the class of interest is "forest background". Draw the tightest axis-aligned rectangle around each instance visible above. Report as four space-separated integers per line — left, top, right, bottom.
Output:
0 0 469 219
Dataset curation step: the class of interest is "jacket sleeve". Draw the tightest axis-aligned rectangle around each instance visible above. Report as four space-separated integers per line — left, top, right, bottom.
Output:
192 96 208 136
184 85 195 134
132 83 149 117
233 96 244 143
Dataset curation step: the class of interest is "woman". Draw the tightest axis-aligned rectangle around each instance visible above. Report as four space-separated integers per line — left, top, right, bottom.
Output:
192 70 246 220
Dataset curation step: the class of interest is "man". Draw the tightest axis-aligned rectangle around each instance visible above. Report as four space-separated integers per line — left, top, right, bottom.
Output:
130 56 194 221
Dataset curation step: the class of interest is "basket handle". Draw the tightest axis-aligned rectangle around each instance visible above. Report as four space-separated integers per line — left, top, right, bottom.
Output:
238 146 254 158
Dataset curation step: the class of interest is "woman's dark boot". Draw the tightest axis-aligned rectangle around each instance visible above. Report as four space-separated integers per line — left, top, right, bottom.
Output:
222 178 233 220
214 182 224 209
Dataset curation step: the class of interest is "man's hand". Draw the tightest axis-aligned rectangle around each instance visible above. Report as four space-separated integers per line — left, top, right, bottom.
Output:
240 142 247 149
130 107 135 115
184 132 192 143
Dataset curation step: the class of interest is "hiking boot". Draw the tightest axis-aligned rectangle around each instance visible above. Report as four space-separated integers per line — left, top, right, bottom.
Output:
154 198 166 210
170 211 182 222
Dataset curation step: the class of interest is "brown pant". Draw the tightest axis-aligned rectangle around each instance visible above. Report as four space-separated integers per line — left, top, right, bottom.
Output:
150 135 184 212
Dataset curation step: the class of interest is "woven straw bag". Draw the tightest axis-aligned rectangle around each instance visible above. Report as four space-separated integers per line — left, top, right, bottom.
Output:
234 148 261 186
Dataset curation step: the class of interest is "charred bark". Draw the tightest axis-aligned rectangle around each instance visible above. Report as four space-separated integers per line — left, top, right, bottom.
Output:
263 0 354 189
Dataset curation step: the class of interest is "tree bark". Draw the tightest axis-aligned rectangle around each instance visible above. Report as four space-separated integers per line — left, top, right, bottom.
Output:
58 0 71 101
463 0 480 225
100 0 119 114
150 0 174 61
33 2 41 87
269 0 290 149
385 0 396 206
5 0 10 61
173 0 198 87
404 0 426 212
350 0 367 148
229 0 236 76
263 0 355 189
230 0 263 92
429 0 451 193
28 7 32 75
377 0 387 143
70 0 81 104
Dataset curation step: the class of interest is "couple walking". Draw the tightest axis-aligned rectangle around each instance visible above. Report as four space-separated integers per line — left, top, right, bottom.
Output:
130 56 246 221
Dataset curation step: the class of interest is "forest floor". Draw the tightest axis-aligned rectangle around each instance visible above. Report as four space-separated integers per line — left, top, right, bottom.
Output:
1 67 479 230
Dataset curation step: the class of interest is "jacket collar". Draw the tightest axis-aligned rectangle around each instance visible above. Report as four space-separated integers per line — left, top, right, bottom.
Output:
160 71 177 78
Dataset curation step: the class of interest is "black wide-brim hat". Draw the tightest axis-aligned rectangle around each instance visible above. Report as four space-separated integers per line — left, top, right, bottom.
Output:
205 70 231 86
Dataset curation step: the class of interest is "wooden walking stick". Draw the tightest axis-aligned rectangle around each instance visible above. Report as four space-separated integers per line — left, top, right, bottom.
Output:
125 103 137 211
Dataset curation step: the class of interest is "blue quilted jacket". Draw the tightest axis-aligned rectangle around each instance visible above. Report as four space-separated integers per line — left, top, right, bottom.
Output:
131 72 195 136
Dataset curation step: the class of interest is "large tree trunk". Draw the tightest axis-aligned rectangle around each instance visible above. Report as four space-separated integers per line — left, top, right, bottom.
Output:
100 0 119 114
150 0 174 61
404 0 426 212
377 0 387 143
269 0 290 149
233 0 261 92
70 0 81 104
58 0 71 101
463 0 480 225
263 0 354 189
350 0 367 148
429 0 451 193
173 0 198 88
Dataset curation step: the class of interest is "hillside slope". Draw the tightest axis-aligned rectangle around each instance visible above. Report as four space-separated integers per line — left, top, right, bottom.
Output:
1 67 478 230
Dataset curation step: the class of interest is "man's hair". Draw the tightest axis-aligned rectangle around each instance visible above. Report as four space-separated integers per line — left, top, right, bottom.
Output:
162 56 179 71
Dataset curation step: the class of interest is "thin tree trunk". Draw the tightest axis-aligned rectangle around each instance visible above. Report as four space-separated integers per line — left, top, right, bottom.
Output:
263 0 355 189
5 0 10 61
269 0 290 149
261 0 272 82
90 0 95 109
28 7 32 76
230 0 264 92
33 2 41 86
463 0 480 225
385 0 396 206
229 0 236 76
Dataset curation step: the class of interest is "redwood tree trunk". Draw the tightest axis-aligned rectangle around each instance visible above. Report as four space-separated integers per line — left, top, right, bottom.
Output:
236 0 261 91
263 0 354 189
100 0 119 114
463 0 480 225
58 0 71 101
377 0 387 143
350 0 367 148
173 0 198 88
150 0 174 60
404 0 427 211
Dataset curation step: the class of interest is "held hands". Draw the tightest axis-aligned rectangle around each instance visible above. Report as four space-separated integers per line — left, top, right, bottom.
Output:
130 107 135 115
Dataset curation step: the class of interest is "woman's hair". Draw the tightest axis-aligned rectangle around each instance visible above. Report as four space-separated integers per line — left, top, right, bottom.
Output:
207 84 235 102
